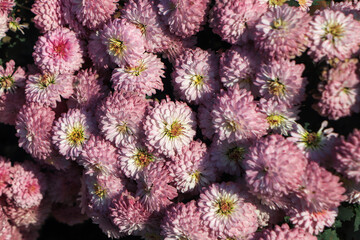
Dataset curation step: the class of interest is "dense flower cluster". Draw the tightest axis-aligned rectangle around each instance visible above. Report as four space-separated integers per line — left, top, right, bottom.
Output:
1 0 360 239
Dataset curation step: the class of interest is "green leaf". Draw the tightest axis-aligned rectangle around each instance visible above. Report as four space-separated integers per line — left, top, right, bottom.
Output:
318 229 339 240
338 206 354 222
333 220 342 229
354 206 360 232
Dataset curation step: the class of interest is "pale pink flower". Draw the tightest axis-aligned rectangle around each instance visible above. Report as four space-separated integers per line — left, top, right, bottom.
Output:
31 0 63 32
0 12 8 39
297 0 313 11
0 0 14 14
256 223 317 240
0 60 26 96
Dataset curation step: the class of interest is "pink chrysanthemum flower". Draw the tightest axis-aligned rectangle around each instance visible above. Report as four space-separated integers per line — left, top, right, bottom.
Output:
0 0 14 14
118 141 165 180
52 108 96 160
33 27 83 74
5 162 47 209
254 5 311 60
295 161 346 212
198 100 216 140
144 98 196 157
331 0 360 21
88 31 116 70
101 19 145 66
209 0 268 44
158 0 209 38
15 103 55 160
84 173 126 214
307 9 360 62
316 60 360 120
0 12 8 39
259 98 299 136
211 87 268 143
67 69 108 112
0 60 26 96
198 182 258 236
31 0 63 33
0 88 25 125
334 129 360 183
136 164 178 211
219 45 261 96
169 140 217 193
244 134 308 209
210 139 251 176
25 73 73 108
121 0 169 53
97 91 148 148
172 47 220 105
0 207 12 240
0 156 11 195
256 223 317 240
111 53 165 96
61 0 88 37
161 35 196 64
297 0 313 11
91 212 124 239
70 0 117 30
255 60 307 106
288 207 337 235
288 121 338 164
161 200 211 240
110 192 156 235
79 135 118 176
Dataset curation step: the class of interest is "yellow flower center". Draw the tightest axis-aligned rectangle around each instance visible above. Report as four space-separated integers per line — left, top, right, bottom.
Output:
117 123 130 134
93 183 106 198
134 150 154 167
191 75 204 87
271 18 286 29
108 38 126 56
226 147 246 162
135 23 147 35
324 22 344 40
266 114 285 128
125 61 147 76
216 198 235 216
268 78 286 96
302 132 321 149
165 121 184 138
39 74 55 89
0 75 14 91
67 127 85 146
190 170 201 183
225 120 240 132
269 0 287 6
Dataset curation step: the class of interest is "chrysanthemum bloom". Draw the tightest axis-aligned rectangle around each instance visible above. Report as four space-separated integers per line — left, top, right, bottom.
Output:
61 0 88 37
67 69 108 112
295 161 346 212
0 60 26 96
259 98 299 136
110 192 156 235
343 179 360 204
97 91 148 148
70 0 117 30
111 53 165 96
91 212 124 239
297 0 313 11
258 0 287 7
316 60 360 120
209 0 268 44
136 164 177 211
0 208 12 240
158 0 209 38
33 28 83 74
288 206 337 235
330 0 360 21
244 134 308 209
254 5 311 60
88 31 116 70
253 200 285 228
84 173 127 214
26 73 73 108
255 60 307 106
118 141 165 180
0 88 25 125
15 103 55 160
172 48 220 105
161 35 196 64
334 129 360 183
169 140 217 193
1 197 51 228
307 9 360 62
220 45 261 96
198 182 258 236
101 19 145 66
0 0 14 14
288 121 338 164
0 12 8 39
198 100 216 140
121 0 169 53
144 98 196 157
161 200 211 240
211 87 268 143
31 0 63 32
5 162 47 209
210 139 251 176
79 135 118 176
255 223 317 240
0 156 11 195
52 108 96 160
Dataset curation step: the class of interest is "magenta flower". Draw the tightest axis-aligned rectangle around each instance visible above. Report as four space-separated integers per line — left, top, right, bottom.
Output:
211 87 268 143
31 0 63 33
0 60 26 96
172 47 220 105
33 27 83 74
111 53 165 96
0 0 14 14
0 156 11 195
256 223 317 240
0 88 26 125
88 31 116 70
